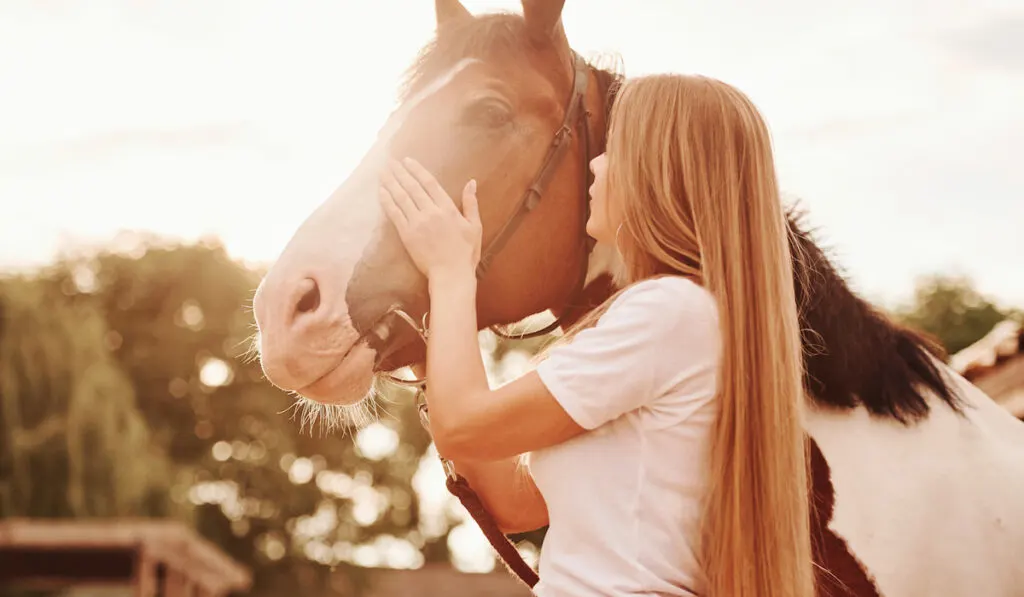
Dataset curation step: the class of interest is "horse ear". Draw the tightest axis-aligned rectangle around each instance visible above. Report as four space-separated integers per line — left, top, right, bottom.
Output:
521 0 569 48
435 0 471 29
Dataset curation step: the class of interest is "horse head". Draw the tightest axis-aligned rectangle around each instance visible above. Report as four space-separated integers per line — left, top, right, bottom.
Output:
253 0 615 407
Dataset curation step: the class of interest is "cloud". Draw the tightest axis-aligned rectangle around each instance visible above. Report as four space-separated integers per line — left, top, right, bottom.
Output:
943 14 1024 72
0 123 260 177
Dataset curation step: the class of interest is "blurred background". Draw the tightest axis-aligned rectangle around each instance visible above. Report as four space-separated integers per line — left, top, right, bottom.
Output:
1 1 1021 596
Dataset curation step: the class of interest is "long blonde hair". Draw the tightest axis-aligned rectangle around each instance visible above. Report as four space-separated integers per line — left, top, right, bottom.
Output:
564 74 814 597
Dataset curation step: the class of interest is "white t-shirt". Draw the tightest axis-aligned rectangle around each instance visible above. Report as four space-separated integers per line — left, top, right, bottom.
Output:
531 275 721 597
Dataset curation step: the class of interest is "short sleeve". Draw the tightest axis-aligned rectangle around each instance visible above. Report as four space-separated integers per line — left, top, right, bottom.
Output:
535 276 720 430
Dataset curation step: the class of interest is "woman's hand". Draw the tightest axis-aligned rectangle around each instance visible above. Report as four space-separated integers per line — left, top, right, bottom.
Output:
379 157 482 279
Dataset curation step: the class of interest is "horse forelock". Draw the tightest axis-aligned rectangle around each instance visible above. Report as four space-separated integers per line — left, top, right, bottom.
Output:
400 12 625 134
400 13 530 103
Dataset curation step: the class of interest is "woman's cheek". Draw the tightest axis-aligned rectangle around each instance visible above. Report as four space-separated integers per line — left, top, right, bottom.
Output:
586 202 603 240
587 199 616 244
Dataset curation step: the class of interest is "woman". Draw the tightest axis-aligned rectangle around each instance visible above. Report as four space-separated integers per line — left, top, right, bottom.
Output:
378 74 814 597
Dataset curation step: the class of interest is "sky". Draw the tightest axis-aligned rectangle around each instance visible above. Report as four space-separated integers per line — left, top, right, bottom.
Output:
1 0 1022 575
1 0 1023 309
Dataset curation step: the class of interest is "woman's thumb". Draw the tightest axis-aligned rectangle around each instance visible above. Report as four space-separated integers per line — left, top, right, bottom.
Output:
462 179 480 224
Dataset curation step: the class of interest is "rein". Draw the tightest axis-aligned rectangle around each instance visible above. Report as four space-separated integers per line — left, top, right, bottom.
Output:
374 51 597 588
385 310 541 587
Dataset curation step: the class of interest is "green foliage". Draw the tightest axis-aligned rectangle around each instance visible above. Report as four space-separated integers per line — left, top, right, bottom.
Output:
0 238 457 596
0 275 177 519
893 274 1019 355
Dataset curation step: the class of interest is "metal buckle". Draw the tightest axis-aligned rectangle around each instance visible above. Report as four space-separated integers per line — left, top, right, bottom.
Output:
416 390 457 481
378 307 430 387
389 308 429 343
552 124 572 145
441 458 457 481
416 396 431 429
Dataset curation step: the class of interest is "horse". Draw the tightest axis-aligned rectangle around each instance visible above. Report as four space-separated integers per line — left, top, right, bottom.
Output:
251 1 1024 595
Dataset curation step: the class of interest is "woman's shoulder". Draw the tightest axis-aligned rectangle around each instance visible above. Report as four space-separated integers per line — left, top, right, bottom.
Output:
596 275 720 348
608 275 718 321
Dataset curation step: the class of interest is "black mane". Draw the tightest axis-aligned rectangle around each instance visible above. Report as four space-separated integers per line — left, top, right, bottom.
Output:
787 209 962 422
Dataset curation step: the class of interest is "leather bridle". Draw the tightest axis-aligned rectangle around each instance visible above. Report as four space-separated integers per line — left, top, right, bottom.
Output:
476 49 596 340
366 52 597 588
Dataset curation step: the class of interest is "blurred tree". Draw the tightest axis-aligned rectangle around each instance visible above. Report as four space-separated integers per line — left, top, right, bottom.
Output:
893 273 1020 355
36 237 442 595
0 275 178 519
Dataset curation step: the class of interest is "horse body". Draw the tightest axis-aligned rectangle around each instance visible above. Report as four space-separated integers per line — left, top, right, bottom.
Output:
252 2 1024 595
807 372 1024 596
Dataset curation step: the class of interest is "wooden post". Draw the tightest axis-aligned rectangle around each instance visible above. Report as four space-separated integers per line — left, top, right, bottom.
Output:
164 566 189 597
0 520 251 596
133 547 157 597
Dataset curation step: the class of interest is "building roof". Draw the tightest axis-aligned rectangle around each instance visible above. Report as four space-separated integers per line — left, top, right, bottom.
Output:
951 319 1023 379
952 319 1024 417
0 518 252 595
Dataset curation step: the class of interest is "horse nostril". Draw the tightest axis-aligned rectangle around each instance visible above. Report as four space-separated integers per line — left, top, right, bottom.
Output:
294 278 321 316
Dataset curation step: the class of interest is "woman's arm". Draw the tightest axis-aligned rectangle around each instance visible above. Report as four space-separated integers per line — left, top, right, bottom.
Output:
450 456 549 534
424 268 586 462
405 366 549 534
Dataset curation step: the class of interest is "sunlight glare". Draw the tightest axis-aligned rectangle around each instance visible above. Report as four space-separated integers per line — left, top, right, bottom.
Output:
288 456 315 485
412 445 465 540
448 521 496 573
355 422 400 461
211 440 232 462
199 357 233 388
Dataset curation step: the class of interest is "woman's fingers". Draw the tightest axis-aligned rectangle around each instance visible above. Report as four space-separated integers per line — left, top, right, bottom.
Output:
402 158 456 211
378 186 408 229
462 179 480 226
380 168 419 219
388 159 435 211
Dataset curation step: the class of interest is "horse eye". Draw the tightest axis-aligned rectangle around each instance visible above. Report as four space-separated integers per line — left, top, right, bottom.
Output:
464 98 512 128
